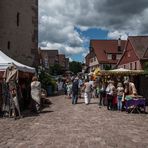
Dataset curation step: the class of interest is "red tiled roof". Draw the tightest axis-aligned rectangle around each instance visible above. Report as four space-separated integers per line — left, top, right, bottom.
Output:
117 36 148 67
128 36 148 59
90 39 126 63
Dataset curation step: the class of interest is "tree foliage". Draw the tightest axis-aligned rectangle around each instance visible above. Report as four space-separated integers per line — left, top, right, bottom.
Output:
143 61 148 74
49 63 63 75
38 70 56 91
69 61 82 74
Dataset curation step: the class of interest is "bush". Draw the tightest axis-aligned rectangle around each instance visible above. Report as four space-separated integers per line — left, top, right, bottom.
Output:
38 71 56 94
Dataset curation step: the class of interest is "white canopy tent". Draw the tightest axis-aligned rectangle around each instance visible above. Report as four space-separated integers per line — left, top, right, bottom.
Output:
94 68 144 76
109 68 131 72
108 68 144 75
0 50 35 73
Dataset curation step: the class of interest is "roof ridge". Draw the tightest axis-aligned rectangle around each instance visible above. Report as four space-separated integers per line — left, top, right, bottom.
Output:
90 39 126 41
129 35 148 38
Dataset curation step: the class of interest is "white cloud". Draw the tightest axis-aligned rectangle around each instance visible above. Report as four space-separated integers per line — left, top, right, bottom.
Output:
107 31 128 40
68 57 73 62
39 0 148 60
39 41 84 55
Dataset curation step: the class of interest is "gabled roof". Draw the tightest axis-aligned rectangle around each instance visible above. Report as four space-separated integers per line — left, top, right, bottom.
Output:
128 36 148 59
117 36 148 66
143 48 148 58
90 39 126 63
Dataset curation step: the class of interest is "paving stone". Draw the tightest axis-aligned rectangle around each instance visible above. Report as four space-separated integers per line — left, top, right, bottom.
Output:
0 95 148 148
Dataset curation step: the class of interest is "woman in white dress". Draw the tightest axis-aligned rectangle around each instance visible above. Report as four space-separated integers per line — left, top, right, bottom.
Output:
83 79 92 105
31 76 41 113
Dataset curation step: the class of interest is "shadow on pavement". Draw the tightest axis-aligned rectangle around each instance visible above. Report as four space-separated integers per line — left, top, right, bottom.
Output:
22 111 40 118
89 102 99 105
76 102 84 104
40 110 54 114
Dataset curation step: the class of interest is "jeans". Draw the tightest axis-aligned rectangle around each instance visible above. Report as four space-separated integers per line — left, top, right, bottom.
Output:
72 93 78 104
117 96 122 111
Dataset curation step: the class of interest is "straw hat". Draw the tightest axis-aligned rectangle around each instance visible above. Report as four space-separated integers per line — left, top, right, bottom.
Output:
117 82 122 87
108 80 114 84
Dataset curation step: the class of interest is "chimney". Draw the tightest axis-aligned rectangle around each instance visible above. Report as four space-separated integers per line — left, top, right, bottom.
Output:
118 38 121 51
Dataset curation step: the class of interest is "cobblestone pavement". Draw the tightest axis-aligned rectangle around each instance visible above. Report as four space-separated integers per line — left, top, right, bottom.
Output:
0 95 148 148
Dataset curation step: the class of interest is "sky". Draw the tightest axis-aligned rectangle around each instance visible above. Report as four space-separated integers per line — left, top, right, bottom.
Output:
38 0 148 62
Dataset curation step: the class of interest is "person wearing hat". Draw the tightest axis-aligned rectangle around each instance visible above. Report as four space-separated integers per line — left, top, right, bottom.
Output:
106 80 116 110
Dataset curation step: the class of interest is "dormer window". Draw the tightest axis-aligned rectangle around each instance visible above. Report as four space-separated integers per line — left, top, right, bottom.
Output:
107 53 116 60
112 54 116 60
107 54 112 59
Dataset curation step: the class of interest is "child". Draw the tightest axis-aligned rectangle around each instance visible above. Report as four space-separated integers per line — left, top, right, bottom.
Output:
117 82 124 111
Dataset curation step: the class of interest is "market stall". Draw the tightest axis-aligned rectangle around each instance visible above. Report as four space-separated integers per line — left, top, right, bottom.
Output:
0 50 36 118
92 67 146 113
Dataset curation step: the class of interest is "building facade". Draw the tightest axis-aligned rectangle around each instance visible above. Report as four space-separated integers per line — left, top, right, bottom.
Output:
39 49 59 69
117 36 148 70
85 39 126 72
0 0 38 67
39 49 69 71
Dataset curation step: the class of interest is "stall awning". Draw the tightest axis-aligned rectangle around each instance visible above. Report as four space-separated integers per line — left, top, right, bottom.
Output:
0 50 35 73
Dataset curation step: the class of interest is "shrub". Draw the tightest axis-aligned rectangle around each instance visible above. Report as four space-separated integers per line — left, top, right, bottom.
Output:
38 70 56 94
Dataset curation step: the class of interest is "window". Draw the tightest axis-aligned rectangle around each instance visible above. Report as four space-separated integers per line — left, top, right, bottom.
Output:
130 63 132 70
135 62 137 70
90 58 93 63
17 12 20 26
112 54 116 60
116 54 121 60
94 57 96 61
40 59 42 64
108 53 116 60
7 41 10 50
107 54 112 59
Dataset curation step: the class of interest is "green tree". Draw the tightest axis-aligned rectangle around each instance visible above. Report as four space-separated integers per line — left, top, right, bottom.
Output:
104 64 111 70
143 61 148 74
69 61 82 74
38 70 56 94
50 63 63 75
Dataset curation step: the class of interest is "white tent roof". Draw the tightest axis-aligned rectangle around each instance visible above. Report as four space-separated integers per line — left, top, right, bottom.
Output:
109 68 132 72
0 50 35 73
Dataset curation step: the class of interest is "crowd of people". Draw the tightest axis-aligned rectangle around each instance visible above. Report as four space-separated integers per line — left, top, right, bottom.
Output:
0 72 141 119
56 74 139 112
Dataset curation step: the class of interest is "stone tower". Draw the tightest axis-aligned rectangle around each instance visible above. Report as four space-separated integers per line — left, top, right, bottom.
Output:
0 0 39 67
